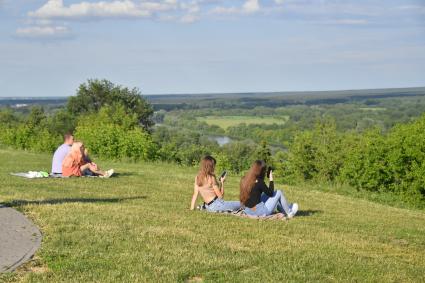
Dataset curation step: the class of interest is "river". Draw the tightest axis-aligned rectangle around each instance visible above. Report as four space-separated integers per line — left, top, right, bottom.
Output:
208 136 232 146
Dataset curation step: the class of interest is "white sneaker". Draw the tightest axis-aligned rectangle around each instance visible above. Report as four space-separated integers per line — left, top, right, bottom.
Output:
287 203 298 218
102 169 114 178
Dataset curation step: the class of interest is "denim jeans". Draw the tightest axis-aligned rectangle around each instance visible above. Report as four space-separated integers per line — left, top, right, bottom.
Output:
244 202 269 217
206 198 241 212
245 190 291 216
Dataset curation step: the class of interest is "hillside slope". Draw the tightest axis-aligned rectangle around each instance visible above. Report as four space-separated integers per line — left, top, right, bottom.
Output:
0 149 424 282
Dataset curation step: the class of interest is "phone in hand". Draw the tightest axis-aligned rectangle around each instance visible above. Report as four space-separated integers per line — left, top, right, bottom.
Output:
220 170 227 179
267 166 275 179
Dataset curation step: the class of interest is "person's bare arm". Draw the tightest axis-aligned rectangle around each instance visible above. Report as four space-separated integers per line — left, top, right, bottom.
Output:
190 182 199 210
219 175 226 197
213 176 225 198
79 163 91 172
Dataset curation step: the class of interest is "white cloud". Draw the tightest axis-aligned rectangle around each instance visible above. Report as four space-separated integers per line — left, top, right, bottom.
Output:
243 0 259 13
210 0 260 15
396 5 425 14
16 0 421 41
15 25 72 39
28 0 179 20
209 6 239 15
180 13 199 23
17 0 208 39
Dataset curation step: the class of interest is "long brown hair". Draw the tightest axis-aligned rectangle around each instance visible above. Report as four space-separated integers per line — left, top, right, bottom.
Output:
196 155 217 186
63 141 84 168
240 160 267 205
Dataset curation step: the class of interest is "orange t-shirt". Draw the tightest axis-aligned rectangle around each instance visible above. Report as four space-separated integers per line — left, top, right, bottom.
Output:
62 157 85 177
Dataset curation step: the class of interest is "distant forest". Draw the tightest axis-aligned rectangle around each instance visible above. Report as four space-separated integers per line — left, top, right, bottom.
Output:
1 87 425 111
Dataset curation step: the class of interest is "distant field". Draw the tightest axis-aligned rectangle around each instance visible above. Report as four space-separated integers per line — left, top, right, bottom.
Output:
198 115 289 129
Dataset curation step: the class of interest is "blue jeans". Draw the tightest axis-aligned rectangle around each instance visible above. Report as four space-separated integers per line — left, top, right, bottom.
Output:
244 202 269 217
245 190 291 216
206 198 241 212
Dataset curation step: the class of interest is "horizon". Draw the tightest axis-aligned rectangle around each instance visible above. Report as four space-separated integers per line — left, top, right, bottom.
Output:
0 85 424 99
1 0 425 97
1 85 425 101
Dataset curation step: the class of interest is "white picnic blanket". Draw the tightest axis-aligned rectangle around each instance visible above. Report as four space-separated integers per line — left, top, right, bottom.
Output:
10 171 49 178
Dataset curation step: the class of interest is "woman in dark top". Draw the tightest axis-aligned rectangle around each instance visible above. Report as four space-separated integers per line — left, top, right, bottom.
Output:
240 160 298 218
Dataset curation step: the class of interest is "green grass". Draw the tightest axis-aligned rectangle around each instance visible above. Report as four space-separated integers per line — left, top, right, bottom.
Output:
0 149 424 282
197 116 288 130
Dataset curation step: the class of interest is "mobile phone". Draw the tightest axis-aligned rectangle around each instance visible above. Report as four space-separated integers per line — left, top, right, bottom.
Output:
220 170 227 179
267 166 275 178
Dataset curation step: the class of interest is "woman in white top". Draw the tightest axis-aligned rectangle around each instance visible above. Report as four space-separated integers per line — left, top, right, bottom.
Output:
190 155 241 212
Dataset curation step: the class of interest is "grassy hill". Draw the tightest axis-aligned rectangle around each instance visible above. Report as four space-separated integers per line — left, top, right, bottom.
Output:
0 149 424 282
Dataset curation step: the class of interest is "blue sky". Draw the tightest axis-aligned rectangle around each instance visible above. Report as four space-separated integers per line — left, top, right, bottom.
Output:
0 0 424 97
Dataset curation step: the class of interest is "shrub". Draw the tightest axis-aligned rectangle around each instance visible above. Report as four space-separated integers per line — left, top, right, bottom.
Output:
386 115 425 198
282 119 345 183
74 105 157 161
339 129 391 192
0 107 61 153
283 114 425 203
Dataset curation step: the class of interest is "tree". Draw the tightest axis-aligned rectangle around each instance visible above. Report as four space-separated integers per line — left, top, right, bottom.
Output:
67 79 154 130
27 106 46 128
0 108 19 126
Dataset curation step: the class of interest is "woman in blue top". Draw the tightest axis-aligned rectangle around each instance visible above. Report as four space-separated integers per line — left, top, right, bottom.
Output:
240 160 298 218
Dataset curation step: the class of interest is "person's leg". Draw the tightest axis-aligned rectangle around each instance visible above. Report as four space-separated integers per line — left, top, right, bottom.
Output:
244 202 268 217
82 169 95 176
207 199 240 212
222 200 241 211
206 198 222 212
263 190 291 215
276 190 292 215
89 169 106 176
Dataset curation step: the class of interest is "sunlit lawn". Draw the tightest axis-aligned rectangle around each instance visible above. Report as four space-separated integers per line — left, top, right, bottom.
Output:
0 149 424 282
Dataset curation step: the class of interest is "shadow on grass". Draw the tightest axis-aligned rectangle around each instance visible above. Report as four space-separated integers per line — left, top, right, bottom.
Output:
2 196 146 207
296 210 323 217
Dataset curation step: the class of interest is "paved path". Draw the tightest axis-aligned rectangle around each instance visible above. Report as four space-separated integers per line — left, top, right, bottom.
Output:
0 205 42 273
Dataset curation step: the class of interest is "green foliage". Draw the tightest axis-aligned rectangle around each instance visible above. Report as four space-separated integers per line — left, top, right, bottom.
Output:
27 106 46 128
46 109 76 135
0 108 19 125
283 115 425 203
213 151 233 176
152 125 218 166
339 129 390 191
74 105 157 161
253 141 272 164
380 116 425 198
67 79 154 130
283 119 345 183
220 142 257 174
0 80 158 161
339 116 425 202
175 144 211 167
0 107 61 153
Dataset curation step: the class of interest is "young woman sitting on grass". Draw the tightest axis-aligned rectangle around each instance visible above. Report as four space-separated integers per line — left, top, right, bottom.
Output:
240 160 298 218
62 142 114 178
190 155 241 212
